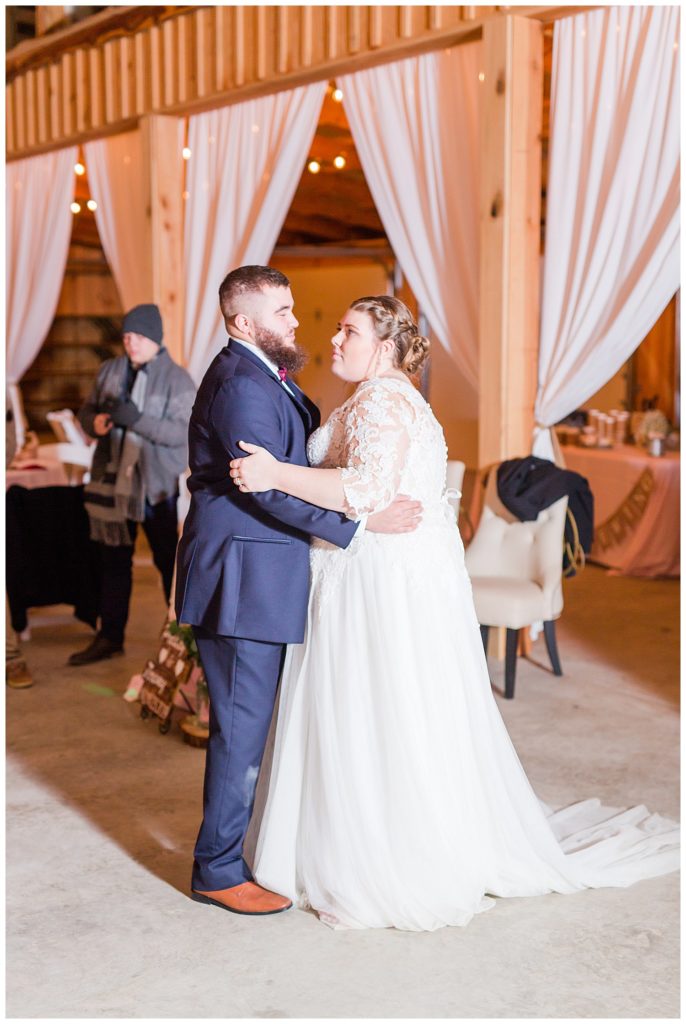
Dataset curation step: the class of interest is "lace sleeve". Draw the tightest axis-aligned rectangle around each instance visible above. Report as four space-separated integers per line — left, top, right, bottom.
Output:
340 381 416 518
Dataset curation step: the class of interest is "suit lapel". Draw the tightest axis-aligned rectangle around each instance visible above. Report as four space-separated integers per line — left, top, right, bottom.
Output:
227 339 317 433
285 377 320 433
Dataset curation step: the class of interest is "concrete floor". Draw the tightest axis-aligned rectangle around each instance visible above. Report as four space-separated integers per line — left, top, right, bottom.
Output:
6 551 680 1018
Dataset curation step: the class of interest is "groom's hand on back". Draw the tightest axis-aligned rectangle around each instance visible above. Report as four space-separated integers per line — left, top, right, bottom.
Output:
367 495 422 534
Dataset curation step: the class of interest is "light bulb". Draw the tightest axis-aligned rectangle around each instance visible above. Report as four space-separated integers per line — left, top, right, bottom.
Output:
87 199 97 211
308 160 321 174
333 155 346 170
182 146 191 160
478 72 485 82
74 162 85 175
332 88 343 102
70 202 81 214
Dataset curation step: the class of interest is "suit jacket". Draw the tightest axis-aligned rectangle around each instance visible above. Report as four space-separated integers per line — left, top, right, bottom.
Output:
175 340 358 642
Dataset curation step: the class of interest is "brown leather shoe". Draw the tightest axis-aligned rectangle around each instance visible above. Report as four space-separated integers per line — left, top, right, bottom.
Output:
191 881 292 916
6 658 34 689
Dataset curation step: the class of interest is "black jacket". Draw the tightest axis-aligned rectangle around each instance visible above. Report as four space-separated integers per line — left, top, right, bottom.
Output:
496 456 594 575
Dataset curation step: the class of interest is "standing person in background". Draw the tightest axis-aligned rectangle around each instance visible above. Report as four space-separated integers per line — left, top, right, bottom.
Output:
68 304 195 667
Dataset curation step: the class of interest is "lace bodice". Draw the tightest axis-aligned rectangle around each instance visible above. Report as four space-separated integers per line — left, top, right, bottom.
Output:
307 377 449 519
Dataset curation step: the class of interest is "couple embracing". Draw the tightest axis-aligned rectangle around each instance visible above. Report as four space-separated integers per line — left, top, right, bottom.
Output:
175 265 678 933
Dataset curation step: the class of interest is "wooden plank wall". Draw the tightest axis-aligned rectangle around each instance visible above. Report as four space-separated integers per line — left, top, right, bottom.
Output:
7 5 528 160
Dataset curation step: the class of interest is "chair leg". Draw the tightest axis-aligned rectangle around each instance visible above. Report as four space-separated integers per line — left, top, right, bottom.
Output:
505 628 518 699
543 620 563 676
479 625 489 656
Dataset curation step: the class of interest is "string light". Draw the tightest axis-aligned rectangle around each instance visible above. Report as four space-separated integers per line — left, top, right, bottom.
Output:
478 71 485 82
333 155 346 170
182 146 192 160
251 124 260 134
86 199 97 211
70 201 81 214
332 87 343 102
74 162 85 175
308 159 321 174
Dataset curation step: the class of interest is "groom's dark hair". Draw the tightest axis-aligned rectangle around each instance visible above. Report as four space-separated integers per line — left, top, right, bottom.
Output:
219 265 290 322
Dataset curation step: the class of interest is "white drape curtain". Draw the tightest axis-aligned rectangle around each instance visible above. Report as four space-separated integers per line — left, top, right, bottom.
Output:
340 45 481 399
533 5 680 461
6 147 77 443
84 131 154 309
183 84 327 382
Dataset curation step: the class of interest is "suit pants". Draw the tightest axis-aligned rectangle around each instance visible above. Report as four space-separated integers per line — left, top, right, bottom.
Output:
191 627 286 892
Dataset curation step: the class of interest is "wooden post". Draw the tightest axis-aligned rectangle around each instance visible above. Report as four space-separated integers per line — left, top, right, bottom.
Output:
35 6 67 36
478 15 543 467
139 115 185 365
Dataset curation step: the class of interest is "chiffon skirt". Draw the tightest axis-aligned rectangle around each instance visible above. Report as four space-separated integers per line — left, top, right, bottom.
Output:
253 521 679 931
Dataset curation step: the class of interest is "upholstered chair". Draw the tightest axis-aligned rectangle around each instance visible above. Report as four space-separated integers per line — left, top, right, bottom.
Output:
464 492 568 699
445 460 466 520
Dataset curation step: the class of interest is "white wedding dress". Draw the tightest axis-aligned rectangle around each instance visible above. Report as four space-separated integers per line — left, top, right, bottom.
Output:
253 376 679 931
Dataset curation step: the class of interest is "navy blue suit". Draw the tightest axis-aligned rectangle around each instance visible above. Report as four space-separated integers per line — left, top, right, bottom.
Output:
175 340 357 891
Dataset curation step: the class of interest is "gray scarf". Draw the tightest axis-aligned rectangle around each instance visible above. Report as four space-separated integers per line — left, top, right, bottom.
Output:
84 370 147 546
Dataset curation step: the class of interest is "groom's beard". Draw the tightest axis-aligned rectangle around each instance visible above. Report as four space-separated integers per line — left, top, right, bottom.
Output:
253 324 308 375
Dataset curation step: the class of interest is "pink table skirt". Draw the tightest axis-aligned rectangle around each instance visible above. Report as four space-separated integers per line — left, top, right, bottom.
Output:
561 444 680 578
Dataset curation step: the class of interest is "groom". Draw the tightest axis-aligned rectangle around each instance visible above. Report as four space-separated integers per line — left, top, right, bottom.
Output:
175 265 421 915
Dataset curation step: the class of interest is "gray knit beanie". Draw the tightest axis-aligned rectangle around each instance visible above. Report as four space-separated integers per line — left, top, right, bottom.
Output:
122 304 164 345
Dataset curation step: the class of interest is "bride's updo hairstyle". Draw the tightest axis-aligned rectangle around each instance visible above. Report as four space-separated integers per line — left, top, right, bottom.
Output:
349 295 430 376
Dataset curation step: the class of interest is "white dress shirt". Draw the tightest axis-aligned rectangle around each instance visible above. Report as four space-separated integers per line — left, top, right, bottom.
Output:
230 336 295 396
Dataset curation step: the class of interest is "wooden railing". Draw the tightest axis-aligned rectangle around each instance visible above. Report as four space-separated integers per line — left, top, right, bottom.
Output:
6 5 589 159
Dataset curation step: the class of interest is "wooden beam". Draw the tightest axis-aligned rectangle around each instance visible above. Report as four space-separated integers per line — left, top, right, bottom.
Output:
35 6 67 37
139 115 185 366
478 15 543 466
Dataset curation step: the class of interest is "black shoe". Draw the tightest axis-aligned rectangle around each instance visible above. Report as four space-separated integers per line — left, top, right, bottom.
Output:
68 634 124 666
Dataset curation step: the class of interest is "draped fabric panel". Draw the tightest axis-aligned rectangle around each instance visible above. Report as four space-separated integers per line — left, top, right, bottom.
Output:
340 45 481 400
183 84 327 382
534 5 680 461
6 148 77 441
84 131 155 310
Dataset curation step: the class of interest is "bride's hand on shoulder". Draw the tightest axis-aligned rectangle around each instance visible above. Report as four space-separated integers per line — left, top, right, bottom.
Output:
229 441 278 492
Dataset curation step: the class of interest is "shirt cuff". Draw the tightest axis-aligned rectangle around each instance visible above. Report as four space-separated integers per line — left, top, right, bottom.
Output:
354 514 367 538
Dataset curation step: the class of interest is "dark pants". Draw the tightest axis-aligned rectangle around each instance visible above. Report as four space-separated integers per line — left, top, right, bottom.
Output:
99 493 179 645
191 627 286 893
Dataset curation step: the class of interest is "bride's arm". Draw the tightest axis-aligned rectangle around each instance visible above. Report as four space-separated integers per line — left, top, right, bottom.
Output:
230 441 346 512
230 384 417 517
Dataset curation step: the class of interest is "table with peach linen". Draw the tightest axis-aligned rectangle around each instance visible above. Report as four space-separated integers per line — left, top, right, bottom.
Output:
561 444 680 578
5 459 69 490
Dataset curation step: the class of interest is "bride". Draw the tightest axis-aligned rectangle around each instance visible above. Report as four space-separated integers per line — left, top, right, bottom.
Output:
229 295 679 932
